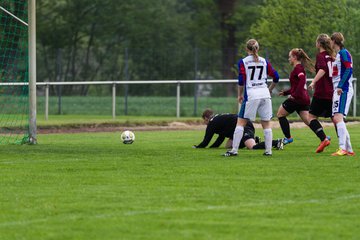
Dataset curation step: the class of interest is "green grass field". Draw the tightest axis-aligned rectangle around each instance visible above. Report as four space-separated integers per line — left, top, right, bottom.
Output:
1 124 359 239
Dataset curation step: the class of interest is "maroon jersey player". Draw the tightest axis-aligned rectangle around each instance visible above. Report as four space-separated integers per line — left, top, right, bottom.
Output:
308 34 335 153
277 48 315 145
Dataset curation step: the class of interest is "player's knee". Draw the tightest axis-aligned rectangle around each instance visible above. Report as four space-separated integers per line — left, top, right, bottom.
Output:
332 113 343 124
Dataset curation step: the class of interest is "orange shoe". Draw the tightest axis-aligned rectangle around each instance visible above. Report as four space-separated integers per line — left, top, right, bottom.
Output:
347 151 355 156
316 138 331 153
331 148 348 156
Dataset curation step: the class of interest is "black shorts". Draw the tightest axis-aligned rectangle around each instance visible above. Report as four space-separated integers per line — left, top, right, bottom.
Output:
309 97 332 118
239 125 255 149
282 99 309 114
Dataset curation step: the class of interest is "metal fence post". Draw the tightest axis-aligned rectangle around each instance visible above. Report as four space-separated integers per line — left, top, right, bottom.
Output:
112 82 116 119
176 81 181 118
45 83 49 120
124 48 129 115
193 48 199 116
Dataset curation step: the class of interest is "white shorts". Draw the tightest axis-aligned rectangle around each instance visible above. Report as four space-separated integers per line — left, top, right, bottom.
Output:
238 98 273 121
332 90 353 116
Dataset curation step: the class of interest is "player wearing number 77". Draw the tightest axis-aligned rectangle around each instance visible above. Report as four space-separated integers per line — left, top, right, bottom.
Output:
223 39 279 157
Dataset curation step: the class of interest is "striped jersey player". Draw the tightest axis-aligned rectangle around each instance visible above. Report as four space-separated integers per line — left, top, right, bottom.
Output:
224 39 279 157
330 32 355 156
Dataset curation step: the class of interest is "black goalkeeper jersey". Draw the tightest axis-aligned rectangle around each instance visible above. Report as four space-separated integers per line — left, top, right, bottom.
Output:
195 114 255 148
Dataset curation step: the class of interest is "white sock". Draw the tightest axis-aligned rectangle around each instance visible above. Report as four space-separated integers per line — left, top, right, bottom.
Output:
231 126 244 153
336 121 346 150
264 128 272 154
345 129 353 153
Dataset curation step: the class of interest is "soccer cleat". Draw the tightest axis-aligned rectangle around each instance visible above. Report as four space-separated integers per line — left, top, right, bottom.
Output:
331 148 348 156
283 137 293 145
276 138 284 150
263 152 272 156
255 136 261 144
347 151 355 156
316 137 331 153
223 150 238 157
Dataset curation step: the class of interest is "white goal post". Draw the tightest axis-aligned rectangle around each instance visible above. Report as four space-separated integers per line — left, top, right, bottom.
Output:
29 0 37 144
0 0 36 144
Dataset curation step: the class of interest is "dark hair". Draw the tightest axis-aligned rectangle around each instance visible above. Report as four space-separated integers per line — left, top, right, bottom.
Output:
202 109 214 119
331 32 345 48
290 48 315 73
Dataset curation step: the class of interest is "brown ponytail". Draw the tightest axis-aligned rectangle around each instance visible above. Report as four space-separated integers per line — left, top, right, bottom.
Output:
290 48 315 73
316 34 335 58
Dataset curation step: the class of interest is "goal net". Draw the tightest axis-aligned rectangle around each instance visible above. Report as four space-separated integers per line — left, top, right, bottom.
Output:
0 1 30 144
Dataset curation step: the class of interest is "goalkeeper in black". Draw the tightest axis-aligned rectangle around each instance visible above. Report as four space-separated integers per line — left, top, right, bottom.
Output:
194 109 283 150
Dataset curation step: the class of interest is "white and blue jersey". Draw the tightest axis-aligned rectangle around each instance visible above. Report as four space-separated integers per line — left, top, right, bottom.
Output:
332 48 353 92
332 48 353 116
238 55 279 101
237 55 279 121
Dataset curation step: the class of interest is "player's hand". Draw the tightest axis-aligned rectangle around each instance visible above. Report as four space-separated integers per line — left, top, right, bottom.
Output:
336 88 343 95
308 82 315 90
238 96 244 103
278 90 284 96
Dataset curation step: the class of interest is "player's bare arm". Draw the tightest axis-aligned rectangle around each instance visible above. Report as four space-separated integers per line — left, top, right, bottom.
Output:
308 69 325 90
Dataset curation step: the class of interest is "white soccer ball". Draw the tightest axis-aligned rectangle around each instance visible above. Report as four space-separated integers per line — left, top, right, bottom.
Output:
121 130 135 144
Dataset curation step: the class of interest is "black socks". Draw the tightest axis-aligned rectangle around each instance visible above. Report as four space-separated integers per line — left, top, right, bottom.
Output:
278 116 291 138
309 119 326 141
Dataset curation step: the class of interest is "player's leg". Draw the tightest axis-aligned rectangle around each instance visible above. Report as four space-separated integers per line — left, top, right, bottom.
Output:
332 113 347 155
242 125 256 149
298 110 310 126
259 98 273 156
252 139 283 150
343 91 355 155
308 97 327 141
308 97 330 153
229 118 247 153
332 91 354 156
224 100 257 156
277 100 291 139
345 131 354 155
225 139 233 149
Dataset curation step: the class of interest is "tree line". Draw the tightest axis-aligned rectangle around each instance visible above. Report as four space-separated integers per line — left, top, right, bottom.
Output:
3 0 360 96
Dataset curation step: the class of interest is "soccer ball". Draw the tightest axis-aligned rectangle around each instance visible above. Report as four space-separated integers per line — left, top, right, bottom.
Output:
121 130 135 144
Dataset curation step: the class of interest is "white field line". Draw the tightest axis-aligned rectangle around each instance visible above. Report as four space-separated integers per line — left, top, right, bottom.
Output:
1 194 359 227
123 194 360 216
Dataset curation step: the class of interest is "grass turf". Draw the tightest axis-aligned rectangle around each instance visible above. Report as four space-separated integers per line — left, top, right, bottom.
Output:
0 125 359 239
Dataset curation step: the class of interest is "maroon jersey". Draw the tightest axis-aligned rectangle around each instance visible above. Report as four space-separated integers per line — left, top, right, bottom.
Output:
314 51 333 100
284 64 310 105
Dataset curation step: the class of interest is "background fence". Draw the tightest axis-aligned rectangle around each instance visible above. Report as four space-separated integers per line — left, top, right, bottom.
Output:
3 79 354 119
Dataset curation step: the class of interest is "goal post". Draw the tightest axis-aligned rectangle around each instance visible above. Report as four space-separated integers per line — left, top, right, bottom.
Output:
0 0 36 144
28 0 37 144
